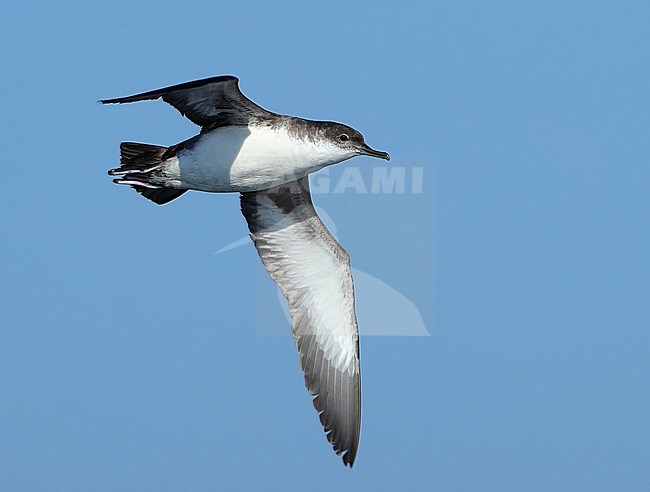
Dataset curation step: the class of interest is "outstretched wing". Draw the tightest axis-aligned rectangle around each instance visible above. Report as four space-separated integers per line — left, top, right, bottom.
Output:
240 177 361 467
100 75 275 128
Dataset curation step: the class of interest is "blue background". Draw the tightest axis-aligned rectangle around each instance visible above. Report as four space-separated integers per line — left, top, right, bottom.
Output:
1 1 649 490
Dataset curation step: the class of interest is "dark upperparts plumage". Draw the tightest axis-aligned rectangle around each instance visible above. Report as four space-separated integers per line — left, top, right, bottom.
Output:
100 75 370 144
100 75 277 128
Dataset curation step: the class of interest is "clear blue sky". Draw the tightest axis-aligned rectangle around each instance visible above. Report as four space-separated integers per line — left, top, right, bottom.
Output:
1 1 649 490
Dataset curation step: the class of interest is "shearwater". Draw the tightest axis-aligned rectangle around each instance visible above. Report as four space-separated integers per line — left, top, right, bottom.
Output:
102 75 390 467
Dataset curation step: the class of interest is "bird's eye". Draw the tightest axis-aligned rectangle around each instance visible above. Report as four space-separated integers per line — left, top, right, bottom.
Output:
339 134 350 142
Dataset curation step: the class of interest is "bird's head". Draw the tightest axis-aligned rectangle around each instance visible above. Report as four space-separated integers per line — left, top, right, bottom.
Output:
323 122 390 162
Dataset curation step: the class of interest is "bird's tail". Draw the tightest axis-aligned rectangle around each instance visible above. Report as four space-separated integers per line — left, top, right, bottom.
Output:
108 142 187 205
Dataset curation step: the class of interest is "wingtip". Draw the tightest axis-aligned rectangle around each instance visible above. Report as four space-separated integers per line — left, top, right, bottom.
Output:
341 448 358 468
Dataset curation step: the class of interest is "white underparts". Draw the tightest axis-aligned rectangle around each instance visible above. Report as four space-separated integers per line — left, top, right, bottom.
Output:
163 125 353 192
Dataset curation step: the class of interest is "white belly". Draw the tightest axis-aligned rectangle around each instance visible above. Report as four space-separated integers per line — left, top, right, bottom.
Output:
164 125 342 192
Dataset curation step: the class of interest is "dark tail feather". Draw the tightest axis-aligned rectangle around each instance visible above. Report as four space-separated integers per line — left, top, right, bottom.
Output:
108 142 167 175
120 142 167 165
137 187 187 205
108 142 187 205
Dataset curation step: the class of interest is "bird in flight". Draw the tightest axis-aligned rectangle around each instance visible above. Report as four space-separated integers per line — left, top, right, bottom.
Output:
102 76 389 467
